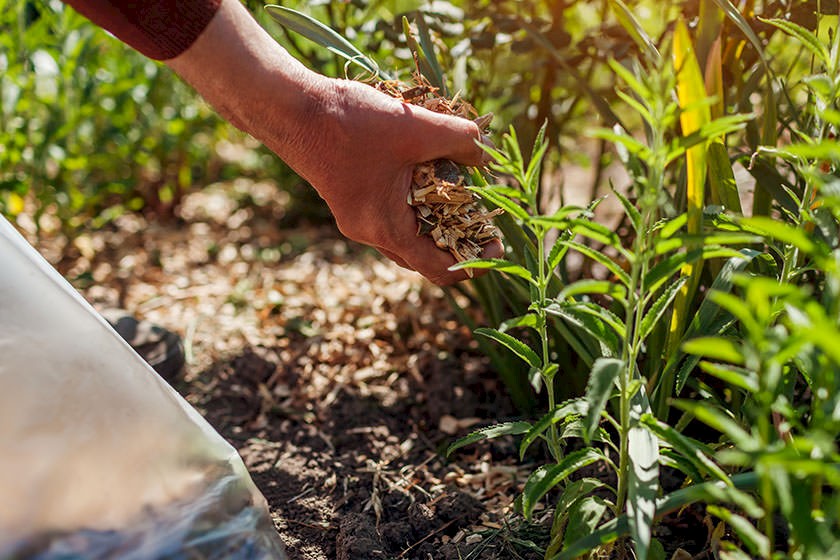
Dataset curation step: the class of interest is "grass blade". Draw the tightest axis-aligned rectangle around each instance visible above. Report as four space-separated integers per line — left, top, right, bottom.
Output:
264 5 383 78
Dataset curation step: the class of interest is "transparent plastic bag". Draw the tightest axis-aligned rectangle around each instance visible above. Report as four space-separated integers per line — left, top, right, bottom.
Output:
0 216 286 559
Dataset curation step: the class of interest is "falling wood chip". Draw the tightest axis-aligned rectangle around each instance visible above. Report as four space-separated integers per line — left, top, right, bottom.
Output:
375 75 502 272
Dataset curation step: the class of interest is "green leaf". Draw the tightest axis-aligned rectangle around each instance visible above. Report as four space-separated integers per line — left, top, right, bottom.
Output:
449 258 536 284
521 448 605 520
554 472 761 560
644 247 745 293
264 5 382 78
628 425 659 560
569 220 626 254
640 277 688 341
740 215 821 256
413 12 447 95
672 400 755 450
589 127 652 159
446 421 532 456
709 0 774 77
708 140 743 214
546 303 622 358
612 184 643 234
467 185 531 221
557 240 631 286
558 279 627 302
524 121 549 194
654 232 760 254
547 234 571 274
475 328 542 369
609 0 660 62
519 399 588 460
759 17 829 65
682 336 745 365
564 496 610 549
641 414 730 483
480 184 529 203
699 361 759 392
558 478 611 514
500 313 539 333
706 506 770 558
583 358 622 444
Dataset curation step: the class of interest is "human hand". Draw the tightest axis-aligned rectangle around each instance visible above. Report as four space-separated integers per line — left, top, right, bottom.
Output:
168 0 502 285
265 78 504 285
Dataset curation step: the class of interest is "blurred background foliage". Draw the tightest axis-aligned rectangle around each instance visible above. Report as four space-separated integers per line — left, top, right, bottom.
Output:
2 0 824 240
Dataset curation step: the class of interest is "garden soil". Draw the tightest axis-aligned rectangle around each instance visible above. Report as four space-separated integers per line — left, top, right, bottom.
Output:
26 179 710 560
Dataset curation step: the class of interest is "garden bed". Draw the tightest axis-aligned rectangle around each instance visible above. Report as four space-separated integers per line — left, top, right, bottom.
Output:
36 179 712 559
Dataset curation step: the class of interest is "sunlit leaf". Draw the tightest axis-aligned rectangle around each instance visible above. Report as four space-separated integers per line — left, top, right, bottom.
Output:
265 5 382 78
446 421 532 456
521 448 605 520
475 328 542 369
519 399 588 460
449 258 536 284
583 358 622 444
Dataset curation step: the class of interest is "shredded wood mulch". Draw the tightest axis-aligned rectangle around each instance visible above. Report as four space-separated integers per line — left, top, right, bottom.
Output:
376 76 501 266
25 180 541 560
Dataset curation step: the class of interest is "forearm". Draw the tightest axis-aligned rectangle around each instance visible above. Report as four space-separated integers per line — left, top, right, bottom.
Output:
165 0 330 170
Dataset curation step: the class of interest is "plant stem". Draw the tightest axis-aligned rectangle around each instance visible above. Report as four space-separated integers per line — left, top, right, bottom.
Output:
616 139 665 514
537 229 562 462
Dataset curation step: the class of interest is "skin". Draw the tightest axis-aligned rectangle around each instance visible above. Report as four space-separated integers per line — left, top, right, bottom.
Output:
167 0 503 285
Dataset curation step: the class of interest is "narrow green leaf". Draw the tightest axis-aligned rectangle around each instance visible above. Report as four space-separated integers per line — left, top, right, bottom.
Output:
546 303 622 358
446 421 532 456
265 6 382 78
583 358 622 444
467 186 531 221
644 247 745 293
475 328 542 369
628 425 659 560
654 233 760 254
558 279 627 302
500 312 539 333
611 184 643 234
547 233 571 274
740 215 820 256
589 127 652 160
682 336 745 365
699 361 759 392
413 12 447 95
449 258 536 284
524 121 549 194
519 399 588 460
609 0 660 62
640 277 688 341
521 449 605 520
759 17 829 65
641 414 730 483
480 184 529 203
563 496 610 549
672 400 755 449
706 506 770 558
708 140 743 214
709 0 774 77
557 240 631 286
569 219 625 252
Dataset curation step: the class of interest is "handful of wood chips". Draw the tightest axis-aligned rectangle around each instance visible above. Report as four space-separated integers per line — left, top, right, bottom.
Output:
375 76 501 270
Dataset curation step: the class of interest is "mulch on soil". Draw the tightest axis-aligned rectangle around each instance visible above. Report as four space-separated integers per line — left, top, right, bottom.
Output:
29 179 543 560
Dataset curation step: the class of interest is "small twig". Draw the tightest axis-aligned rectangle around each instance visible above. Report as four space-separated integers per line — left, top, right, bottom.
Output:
397 514 466 558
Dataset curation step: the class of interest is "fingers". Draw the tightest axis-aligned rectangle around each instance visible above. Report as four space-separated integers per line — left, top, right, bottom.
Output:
405 106 489 167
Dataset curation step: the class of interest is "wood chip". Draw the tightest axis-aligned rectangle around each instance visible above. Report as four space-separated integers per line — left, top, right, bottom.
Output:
375 74 501 271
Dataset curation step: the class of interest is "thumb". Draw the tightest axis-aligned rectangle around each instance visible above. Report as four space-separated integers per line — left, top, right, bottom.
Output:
406 106 490 167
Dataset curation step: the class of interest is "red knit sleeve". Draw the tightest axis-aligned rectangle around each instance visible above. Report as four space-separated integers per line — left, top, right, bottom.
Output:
64 0 222 61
